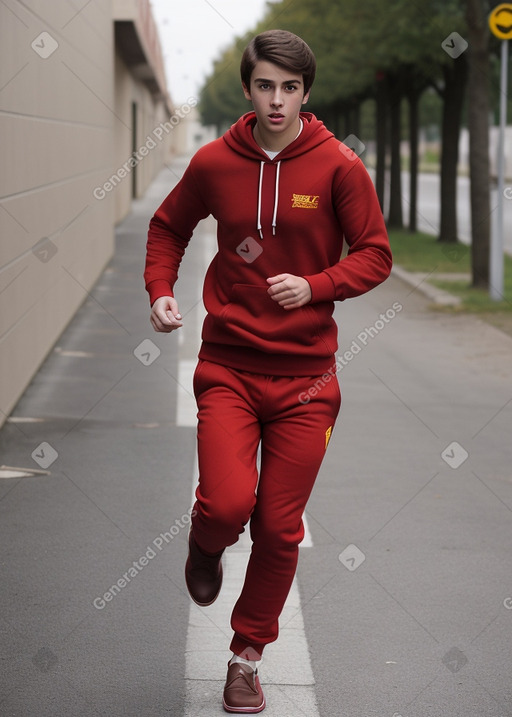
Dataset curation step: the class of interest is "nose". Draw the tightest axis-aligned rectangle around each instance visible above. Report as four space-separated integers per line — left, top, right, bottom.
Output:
270 89 283 108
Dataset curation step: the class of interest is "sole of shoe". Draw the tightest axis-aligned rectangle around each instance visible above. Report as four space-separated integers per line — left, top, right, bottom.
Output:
222 697 266 714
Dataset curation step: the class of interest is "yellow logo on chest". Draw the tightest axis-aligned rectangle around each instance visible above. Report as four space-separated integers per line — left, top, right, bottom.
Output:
291 194 319 209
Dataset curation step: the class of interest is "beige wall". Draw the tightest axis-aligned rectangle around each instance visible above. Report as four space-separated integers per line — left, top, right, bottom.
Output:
0 0 174 426
111 50 174 221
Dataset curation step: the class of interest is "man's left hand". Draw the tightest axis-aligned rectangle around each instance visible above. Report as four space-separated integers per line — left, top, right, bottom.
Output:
266 274 312 309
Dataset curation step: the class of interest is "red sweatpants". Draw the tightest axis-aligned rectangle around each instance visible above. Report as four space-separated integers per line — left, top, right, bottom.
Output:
191 359 341 659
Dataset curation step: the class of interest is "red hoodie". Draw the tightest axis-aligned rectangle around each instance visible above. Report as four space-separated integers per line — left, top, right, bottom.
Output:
145 112 392 376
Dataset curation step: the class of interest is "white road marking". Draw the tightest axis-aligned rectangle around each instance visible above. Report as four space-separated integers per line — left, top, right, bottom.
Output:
176 359 197 428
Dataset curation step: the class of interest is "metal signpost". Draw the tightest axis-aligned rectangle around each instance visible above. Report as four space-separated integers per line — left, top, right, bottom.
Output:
488 4 512 300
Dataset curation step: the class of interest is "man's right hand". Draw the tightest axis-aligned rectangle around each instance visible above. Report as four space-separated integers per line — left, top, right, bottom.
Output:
150 296 183 333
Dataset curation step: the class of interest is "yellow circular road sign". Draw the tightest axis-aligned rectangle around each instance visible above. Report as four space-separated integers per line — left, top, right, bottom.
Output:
489 3 512 39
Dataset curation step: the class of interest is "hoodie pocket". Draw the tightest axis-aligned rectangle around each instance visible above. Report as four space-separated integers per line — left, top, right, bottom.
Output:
219 283 324 352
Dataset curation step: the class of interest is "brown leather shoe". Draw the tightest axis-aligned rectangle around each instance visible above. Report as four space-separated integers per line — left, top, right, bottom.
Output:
185 532 223 606
222 662 266 713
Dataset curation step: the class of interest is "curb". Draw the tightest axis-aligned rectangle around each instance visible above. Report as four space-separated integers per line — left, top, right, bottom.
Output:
391 265 462 306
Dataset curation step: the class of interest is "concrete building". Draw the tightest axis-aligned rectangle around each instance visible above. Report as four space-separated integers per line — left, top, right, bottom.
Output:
0 0 183 427
174 106 218 156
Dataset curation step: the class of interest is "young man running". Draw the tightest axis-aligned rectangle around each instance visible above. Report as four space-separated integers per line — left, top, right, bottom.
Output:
145 29 392 714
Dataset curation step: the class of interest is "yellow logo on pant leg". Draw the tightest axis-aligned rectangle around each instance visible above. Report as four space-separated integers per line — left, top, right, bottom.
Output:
325 425 332 449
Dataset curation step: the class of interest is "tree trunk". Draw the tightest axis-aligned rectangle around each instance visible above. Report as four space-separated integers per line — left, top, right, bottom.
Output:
388 77 403 229
438 57 467 243
375 72 387 212
407 88 420 232
465 0 491 288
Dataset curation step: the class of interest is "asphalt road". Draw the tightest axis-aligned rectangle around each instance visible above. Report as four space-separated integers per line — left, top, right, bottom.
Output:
1 157 511 716
394 171 512 254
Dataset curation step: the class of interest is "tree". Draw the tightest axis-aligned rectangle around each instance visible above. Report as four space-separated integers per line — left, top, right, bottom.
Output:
340 0 467 232
434 56 468 243
375 71 387 212
387 72 404 229
198 0 494 274
406 70 431 232
199 42 250 131
465 0 491 288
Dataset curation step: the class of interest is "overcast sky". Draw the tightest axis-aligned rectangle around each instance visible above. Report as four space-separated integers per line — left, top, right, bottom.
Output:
150 0 270 105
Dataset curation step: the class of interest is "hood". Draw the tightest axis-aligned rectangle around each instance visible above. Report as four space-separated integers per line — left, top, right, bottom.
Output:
223 111 333 160
223 112 334 238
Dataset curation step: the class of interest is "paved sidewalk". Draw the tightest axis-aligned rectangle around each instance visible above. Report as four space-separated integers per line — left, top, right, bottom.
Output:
0 167 196 716
1 157 512 717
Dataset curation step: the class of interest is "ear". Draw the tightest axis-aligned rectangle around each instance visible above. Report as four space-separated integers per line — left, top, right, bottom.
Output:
242 82 252 101
302 90 311 105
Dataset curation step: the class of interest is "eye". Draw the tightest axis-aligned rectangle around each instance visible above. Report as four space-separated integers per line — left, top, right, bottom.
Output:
285 85 298 92
258 83 271 90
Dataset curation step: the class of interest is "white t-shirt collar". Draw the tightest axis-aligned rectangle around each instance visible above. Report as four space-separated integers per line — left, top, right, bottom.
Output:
261 118 303 160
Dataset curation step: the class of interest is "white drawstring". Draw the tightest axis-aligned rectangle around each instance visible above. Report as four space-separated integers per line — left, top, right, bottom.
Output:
256 160 281 239
257 161 264 239
272 161 281 236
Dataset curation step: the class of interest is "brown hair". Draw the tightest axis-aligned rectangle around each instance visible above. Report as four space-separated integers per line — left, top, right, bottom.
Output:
240 30 316 95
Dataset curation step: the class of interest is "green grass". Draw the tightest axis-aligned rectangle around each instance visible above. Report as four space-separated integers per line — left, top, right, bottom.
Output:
388 229 512 319
388 229 471 274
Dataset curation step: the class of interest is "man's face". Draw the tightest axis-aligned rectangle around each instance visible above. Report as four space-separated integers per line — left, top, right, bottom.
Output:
242 60 310 139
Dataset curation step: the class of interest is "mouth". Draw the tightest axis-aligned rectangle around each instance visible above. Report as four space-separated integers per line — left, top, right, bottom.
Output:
268 113 285 124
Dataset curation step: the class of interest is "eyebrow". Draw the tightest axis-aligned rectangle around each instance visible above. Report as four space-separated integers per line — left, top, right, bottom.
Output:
254 78 302 85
